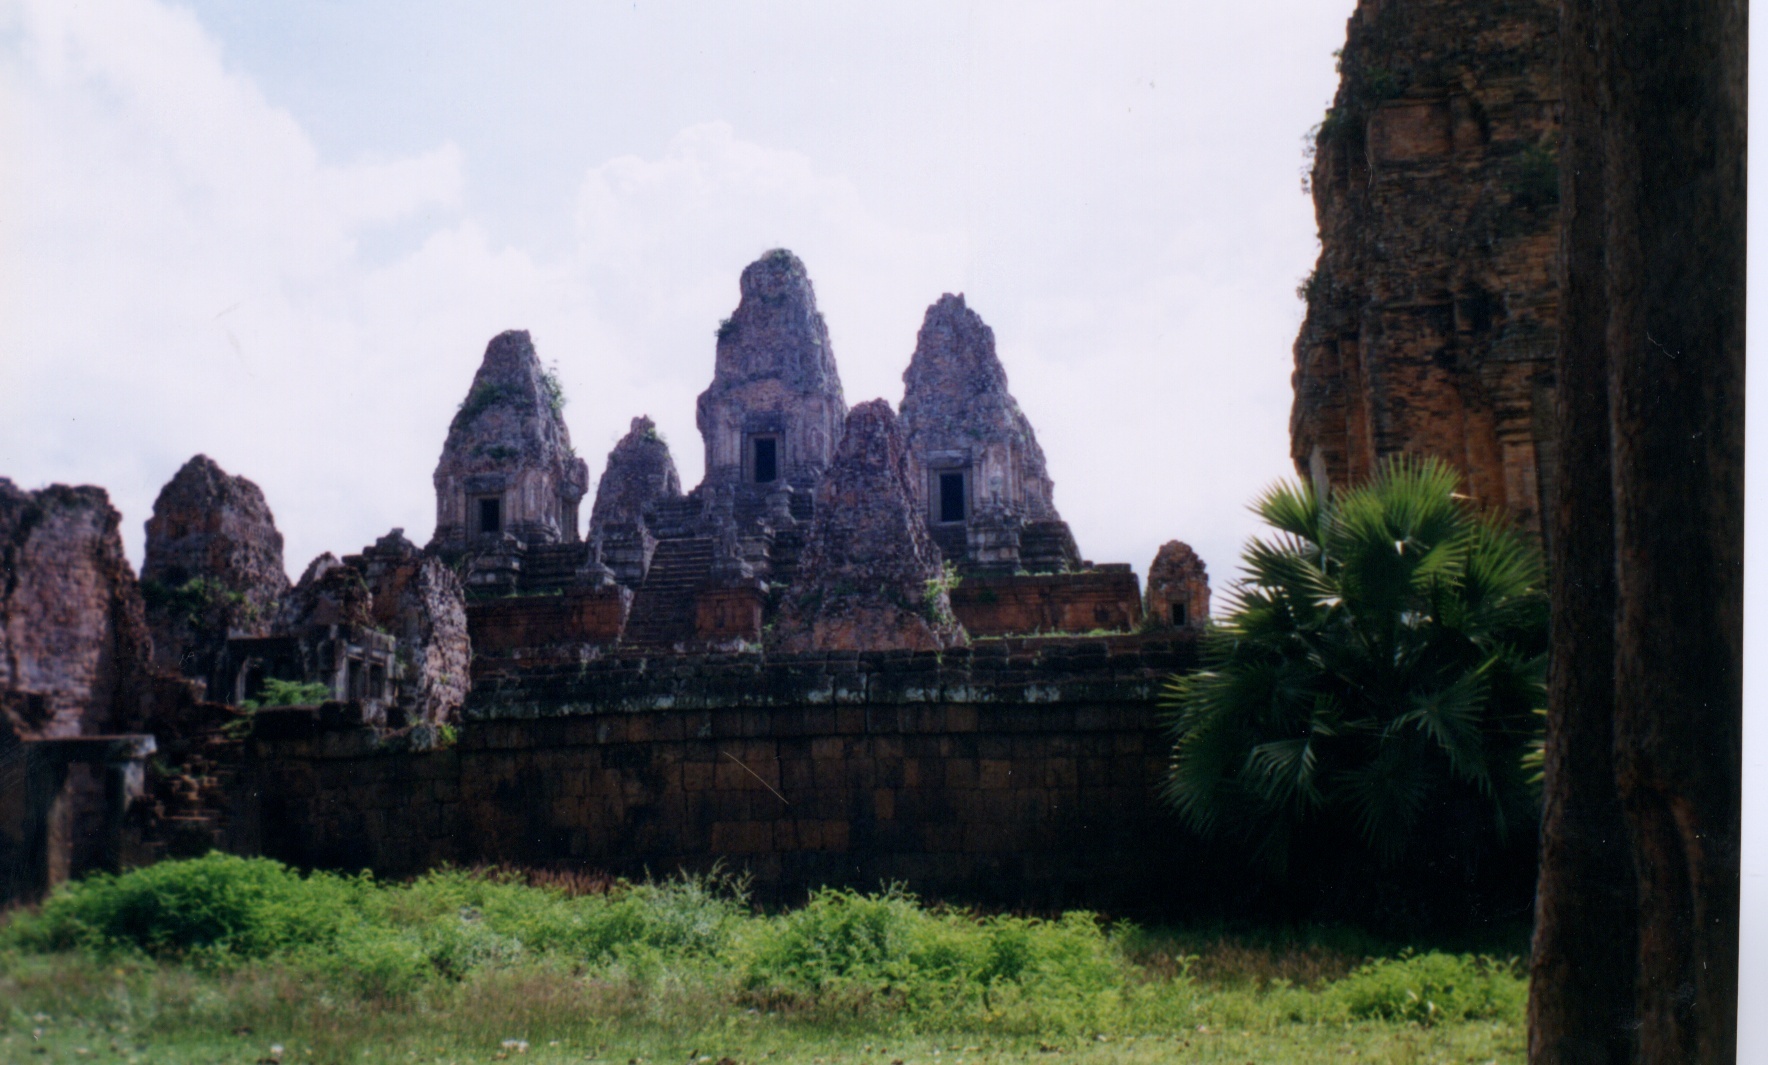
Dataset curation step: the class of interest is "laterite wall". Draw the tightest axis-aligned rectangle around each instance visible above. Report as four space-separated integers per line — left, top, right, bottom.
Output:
249 635 1197 909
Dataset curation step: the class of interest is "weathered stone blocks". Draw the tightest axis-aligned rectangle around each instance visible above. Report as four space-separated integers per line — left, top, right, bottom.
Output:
1144 541 1210 630
141 455 289 682
695 249 846 494
431 330 590 553
589 416 682 540
771 400 966 653
1290 0 1560 538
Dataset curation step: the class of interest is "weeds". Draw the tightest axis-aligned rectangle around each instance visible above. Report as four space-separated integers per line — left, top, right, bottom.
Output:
0 857 1529 1063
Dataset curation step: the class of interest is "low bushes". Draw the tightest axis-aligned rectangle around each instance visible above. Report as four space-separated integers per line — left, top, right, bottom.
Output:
2 854 1527 1036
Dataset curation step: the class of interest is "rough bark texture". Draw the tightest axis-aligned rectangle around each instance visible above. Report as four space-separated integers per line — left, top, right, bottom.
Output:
1291 0 1561 539
141 454 290 680
695 249 847 493
1529 1 1744 1060
1600 0 1744 1059
1526 3 1636 1060
899 294 1060 524
0 480 155 738
588 416 683 537
431 330 590 553
771 400 966 653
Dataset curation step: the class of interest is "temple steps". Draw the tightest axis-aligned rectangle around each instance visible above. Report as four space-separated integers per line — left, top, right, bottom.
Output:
517 543 587 592
621 537 714 649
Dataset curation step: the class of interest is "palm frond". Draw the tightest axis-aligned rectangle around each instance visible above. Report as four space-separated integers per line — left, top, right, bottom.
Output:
1393 666 1492 794
1332 739 1436 864
1252 478 1323 543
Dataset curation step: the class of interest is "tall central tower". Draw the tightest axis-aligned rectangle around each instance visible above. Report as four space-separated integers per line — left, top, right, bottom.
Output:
694 249 846 496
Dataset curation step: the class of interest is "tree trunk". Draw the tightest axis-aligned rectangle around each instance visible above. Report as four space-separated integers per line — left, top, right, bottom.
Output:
1531 2 1743 1061
1601 0 1746 1060
1526 0 1637 1060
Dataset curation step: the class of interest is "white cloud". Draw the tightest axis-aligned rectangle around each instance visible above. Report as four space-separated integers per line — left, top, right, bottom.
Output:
0 0 486 570
0 2 974 577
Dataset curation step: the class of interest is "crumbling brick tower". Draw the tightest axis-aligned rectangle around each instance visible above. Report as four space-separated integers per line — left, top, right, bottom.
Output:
899 293 1080 573
695 249 847 508
430 330 591 556
1290 0 1560 539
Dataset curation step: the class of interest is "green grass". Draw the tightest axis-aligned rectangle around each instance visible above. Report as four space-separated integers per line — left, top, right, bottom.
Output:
0 855 1528 1064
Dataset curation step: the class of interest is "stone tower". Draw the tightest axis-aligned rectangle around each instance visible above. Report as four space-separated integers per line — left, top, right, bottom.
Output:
899 293 1077 572
588 416 683 537
694 250 846 498
771 400 966 653
430 330 590 554
1145 541 1210 630
141 454 289 677
1290 0 1560 540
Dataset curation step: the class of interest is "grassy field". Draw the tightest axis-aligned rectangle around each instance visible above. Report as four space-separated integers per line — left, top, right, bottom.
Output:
0 856 1528 1065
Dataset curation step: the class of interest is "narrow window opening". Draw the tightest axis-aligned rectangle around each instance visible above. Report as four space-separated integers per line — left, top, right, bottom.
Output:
347 658 363 701
753 438 778 483
1171 601 1188 626
478 497 502 535
939 472 967 523
368 663 386 700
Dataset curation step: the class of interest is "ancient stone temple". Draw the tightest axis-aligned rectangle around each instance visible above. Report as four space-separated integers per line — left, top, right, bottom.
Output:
899 294 1079 573
771 401 966 653
588 416 682 537
586 249 851 652
1290 0 1560 538
5 244 1227 910
223 531 469 733
0 480 175 903
1145 541 1210 631
431 330 591 557
141 455 289 683
695 249 847 501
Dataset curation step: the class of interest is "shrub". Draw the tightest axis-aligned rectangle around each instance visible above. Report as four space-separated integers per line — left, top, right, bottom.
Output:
1330 951 1526 1025
739 888 1124 1027
139 576 248 626
451 381 513 430
1162 456 1547 872
241 678 332 709
6 853 365 960
540 363 567 416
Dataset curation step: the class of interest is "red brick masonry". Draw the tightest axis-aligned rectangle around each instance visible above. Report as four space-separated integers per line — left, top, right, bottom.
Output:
948 571 1143 638
465 587 631 654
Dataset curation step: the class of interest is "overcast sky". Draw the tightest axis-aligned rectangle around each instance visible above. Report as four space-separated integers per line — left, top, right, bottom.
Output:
2 0 1766 1035
0 0 1353 588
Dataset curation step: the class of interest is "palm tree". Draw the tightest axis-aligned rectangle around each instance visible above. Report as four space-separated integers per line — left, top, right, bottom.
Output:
1162 455 1547 873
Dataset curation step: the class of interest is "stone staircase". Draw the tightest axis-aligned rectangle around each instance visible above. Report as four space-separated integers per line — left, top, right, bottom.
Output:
621 537 714 650
647 498 703 540
517 542 588 593
144 728 245 860
929 525 967 565
1021 520 1082 573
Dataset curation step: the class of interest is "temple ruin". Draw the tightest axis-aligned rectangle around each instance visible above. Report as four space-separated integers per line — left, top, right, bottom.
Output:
2 247 1213 907
1289 0 1560 538
899 294 1079 575
430 329 591 571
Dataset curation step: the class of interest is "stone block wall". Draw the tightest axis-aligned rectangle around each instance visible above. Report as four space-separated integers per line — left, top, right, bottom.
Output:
694 585 765 644
466 588 631 655
948 571 1143 638
248 635 1196 909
